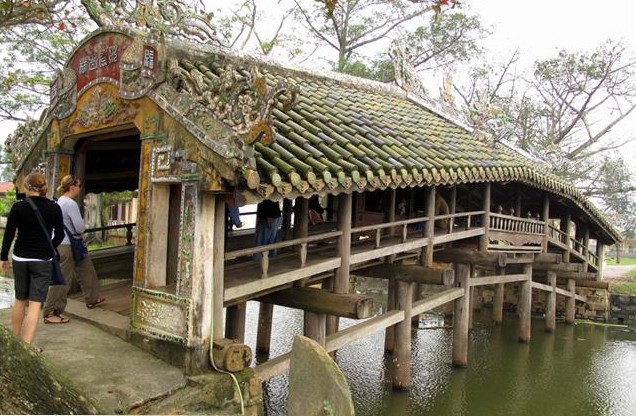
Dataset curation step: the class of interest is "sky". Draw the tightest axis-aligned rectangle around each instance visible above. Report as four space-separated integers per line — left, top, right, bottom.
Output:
2 0 636 153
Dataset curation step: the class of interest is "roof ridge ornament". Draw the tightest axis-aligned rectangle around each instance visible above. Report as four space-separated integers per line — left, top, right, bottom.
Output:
81 0 218 45
167 59 299 146
391 40 427 98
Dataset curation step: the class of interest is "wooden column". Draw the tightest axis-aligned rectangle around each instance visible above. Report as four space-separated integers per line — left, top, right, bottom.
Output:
493 266 505 325
452 263 470 368
596 242 605 281
386 189 397 264
421 186 435 266
515 189 523 219
392 280 413 390
293 197 309 240
256 302 274 354
468 266 477 330
211 195 225 341
449 186 457 234
542 195 550 251
562 213 572 263
565 279 576 324
545 271 557 333
304 311 326 347
582 229 590 272
225 303 246 342
518 264 532 343
327 193 352 336
385 277 396 352
282 198 294 240
479 183 491 251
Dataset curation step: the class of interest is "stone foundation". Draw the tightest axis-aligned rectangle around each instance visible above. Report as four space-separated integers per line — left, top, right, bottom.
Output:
608 294 636 327
474 284 609 322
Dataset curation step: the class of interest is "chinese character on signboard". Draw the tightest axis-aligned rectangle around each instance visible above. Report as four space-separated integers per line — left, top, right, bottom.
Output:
143 47 155 70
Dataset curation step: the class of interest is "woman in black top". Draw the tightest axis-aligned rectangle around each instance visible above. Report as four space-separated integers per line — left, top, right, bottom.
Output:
0 172 64 351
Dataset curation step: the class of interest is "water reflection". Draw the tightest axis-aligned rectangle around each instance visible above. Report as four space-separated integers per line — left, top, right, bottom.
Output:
242 278 636 416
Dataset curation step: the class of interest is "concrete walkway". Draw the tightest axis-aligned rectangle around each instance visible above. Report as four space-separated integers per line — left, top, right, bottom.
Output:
0 297 187 414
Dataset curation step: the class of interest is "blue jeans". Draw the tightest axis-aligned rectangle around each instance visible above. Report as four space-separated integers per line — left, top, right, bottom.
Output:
253 216 282 260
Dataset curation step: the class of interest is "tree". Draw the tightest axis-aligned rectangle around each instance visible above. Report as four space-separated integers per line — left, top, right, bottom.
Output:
0 0 73 28
453 41 636 229
0 17 90 122
292 0 462 73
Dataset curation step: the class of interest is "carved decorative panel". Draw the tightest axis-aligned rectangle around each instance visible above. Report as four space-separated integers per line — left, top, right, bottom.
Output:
131 287 190 343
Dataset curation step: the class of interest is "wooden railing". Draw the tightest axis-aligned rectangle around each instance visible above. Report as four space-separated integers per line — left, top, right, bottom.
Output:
350 211 484 248
85 222 136 246
225 230 342 278
489 213 545 235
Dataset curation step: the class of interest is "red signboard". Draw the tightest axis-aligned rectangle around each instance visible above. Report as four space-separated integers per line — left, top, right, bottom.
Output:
69 33 132 94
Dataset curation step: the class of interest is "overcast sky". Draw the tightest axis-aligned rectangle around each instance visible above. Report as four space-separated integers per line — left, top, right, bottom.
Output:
2 0 635 146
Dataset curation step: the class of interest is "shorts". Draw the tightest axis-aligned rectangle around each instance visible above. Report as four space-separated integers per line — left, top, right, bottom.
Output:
13 260 51 303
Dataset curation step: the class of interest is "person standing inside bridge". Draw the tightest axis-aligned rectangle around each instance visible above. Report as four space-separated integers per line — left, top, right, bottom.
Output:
43 174 104 324
1 172 64 350
253 199 282 260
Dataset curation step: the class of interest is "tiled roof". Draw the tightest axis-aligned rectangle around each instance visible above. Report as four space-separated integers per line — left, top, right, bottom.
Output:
166 54 621 243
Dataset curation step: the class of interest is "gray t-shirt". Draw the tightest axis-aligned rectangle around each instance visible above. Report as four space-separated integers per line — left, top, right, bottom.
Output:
57 195 86 246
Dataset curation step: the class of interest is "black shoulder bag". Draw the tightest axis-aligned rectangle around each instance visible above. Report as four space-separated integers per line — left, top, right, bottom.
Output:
24 197 66 286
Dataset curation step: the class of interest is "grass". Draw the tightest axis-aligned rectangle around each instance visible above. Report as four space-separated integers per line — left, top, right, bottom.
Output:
606 256 636 266
610 282 636 296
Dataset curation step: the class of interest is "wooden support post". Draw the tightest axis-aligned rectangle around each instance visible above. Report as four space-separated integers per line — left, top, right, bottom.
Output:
384 277 396 352
576 280 609 290
542 195 550 251
327 193 352 336
565 279 576 324
225 302 246 343
493 266 505 325
304 311 326 347
424 186 435 267
358 264 454 285
386 189 397 264
293 197 309 240
545 271 557 333
479 183 491 251
282 198 293 241
256 302 274 355
518 264 532 343
449 186 457 234
562 213 572 263
212 195 225 341
435 247 507 267
596 242 605 281
392 280 413 390
257 287 375 319
293 197 310 289
452 263 470 368
582 229 590 272
534 253 562 264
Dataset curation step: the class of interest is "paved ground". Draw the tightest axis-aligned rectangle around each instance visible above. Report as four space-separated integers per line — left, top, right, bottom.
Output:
0 296 187 414
603 264 636 281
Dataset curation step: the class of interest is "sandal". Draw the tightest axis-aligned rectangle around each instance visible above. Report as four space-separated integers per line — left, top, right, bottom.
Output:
30 345 43 353
44 313 70 324
86 296 105 309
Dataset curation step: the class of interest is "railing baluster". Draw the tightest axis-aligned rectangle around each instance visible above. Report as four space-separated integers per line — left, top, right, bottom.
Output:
261 252 269 278
300 243 307 267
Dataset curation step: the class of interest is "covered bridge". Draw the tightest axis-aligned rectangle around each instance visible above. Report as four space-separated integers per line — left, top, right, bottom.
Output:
6 27 621 385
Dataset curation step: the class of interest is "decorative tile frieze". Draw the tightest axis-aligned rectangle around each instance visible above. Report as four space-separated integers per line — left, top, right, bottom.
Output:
177 182 197 296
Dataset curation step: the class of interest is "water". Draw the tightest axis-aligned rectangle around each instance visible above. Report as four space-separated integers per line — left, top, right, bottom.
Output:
242 293 636 416
0 277 13 309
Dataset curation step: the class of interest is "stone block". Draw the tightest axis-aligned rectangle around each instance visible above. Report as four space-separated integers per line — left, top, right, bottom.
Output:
288 335 354 416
